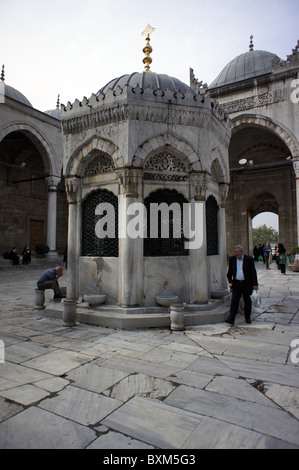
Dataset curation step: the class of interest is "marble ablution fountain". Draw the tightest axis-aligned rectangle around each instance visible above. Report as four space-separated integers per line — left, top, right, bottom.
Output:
44 26 232 329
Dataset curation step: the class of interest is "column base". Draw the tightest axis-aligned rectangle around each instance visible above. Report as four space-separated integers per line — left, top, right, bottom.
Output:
62 299 76 326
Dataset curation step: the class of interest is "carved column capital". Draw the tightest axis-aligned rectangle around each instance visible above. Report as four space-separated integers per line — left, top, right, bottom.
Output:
292 157 299 179
65 176 81 204
219 182 230 207
117 168 143 198
190 172 209 201
46 175 61 191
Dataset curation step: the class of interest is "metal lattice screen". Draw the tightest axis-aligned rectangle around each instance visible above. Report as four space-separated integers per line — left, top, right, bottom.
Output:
206 195 219 256
144 189 189 257
82 189 118 257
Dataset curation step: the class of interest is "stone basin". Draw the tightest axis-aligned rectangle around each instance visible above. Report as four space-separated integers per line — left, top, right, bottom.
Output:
210 288 228 299
83 294 107 306
155 295 179 307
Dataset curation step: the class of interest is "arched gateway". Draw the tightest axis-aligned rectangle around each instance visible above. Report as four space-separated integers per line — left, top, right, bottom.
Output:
201 38 299 255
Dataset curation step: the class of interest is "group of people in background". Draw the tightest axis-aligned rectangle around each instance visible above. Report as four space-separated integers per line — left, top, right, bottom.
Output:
3 246 31 265
253 242 287 274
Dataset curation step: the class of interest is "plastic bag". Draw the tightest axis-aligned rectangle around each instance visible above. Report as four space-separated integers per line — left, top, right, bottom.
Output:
251 289 262 307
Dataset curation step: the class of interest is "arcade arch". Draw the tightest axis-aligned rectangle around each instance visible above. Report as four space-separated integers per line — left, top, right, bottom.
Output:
0 129 67 255
226 120 297 255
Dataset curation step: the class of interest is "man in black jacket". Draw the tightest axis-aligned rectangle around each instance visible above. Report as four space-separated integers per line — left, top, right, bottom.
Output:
226 245 258 325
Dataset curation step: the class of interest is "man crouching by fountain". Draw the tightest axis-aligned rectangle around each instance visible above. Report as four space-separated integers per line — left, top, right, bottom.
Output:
37 266 64 299
226 245 258 325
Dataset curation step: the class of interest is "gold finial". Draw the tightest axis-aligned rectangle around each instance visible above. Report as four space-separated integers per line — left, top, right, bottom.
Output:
142 24 155 72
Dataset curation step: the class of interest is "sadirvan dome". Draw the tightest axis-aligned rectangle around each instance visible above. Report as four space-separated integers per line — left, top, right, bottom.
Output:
209 50 278 90
98 71 196 98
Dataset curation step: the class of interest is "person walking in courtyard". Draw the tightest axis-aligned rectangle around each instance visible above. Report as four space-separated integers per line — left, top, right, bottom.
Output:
277 243 287 275
37 266 64 298
263 241 271 269
226 245 258 325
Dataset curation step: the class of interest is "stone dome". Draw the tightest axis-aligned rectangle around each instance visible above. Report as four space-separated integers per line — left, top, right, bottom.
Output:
209 50 278 89
4 83 33 107
44 108 61 120
98 71 196 97
44 96 61 120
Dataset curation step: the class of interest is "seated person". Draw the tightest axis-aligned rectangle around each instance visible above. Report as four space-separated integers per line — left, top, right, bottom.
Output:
22 246 31 265
37 266 64 298
8 247 20 265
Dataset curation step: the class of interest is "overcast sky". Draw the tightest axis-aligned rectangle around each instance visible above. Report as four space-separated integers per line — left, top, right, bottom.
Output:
1 0 298 112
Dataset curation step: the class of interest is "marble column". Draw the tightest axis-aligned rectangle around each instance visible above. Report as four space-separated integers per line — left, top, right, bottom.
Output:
189 173 209 302
46 176 60 255
293 157 299 245
219 182 229 287
117 169 143 307
63 176 81 326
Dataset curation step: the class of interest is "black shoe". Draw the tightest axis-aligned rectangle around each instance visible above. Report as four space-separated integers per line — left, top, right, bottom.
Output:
245 318 252 324
225 319 234 325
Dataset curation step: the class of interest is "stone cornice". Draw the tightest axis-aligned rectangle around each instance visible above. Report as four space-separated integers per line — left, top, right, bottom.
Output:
61 101 231 137
218 88 287 114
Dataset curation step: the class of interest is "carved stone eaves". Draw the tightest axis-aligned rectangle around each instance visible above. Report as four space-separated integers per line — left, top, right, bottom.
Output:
190 172 209 201
65 176 81 204
117 168 143 198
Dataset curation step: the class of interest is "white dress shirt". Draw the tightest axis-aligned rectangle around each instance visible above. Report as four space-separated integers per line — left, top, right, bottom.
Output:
236 255 245 281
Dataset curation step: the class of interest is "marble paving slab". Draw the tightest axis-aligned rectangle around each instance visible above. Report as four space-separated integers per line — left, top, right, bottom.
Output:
5 341 56 364
205 375 279 408
0 395 23 424
187 332 289 364
0 406 96 449
0 384 50 406
103 373 176 402
181 415 298 449
165 384 299 446
66 363 129 393
187 355 239 378
39 384 122 426
87 429 154 449
97 355 188 379
22 350 95 376
218 356 299 388
102 395 204 449
0 361 52 386
263 383 299 419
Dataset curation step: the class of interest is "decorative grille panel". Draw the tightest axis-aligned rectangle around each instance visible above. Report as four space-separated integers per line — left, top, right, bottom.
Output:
206 195 219 256
84 154 115 176
82 189 118 257
144 152 188 182
144 189 189 257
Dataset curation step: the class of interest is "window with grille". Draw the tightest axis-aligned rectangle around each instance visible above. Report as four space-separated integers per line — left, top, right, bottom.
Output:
206 195 219 256
82 189 118 257
144 188 189 257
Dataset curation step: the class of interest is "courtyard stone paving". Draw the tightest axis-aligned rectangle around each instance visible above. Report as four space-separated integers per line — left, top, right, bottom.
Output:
0 262 298 449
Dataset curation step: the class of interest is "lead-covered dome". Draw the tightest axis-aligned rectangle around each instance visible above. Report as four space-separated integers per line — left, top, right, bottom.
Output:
98 71 196 97
4 83 33 107
209 50 278 90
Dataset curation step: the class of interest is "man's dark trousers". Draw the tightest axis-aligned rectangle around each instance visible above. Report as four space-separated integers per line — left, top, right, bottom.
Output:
227 280 252 323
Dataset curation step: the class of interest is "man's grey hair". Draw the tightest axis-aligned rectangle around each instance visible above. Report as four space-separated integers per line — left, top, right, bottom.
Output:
235 245 244 252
